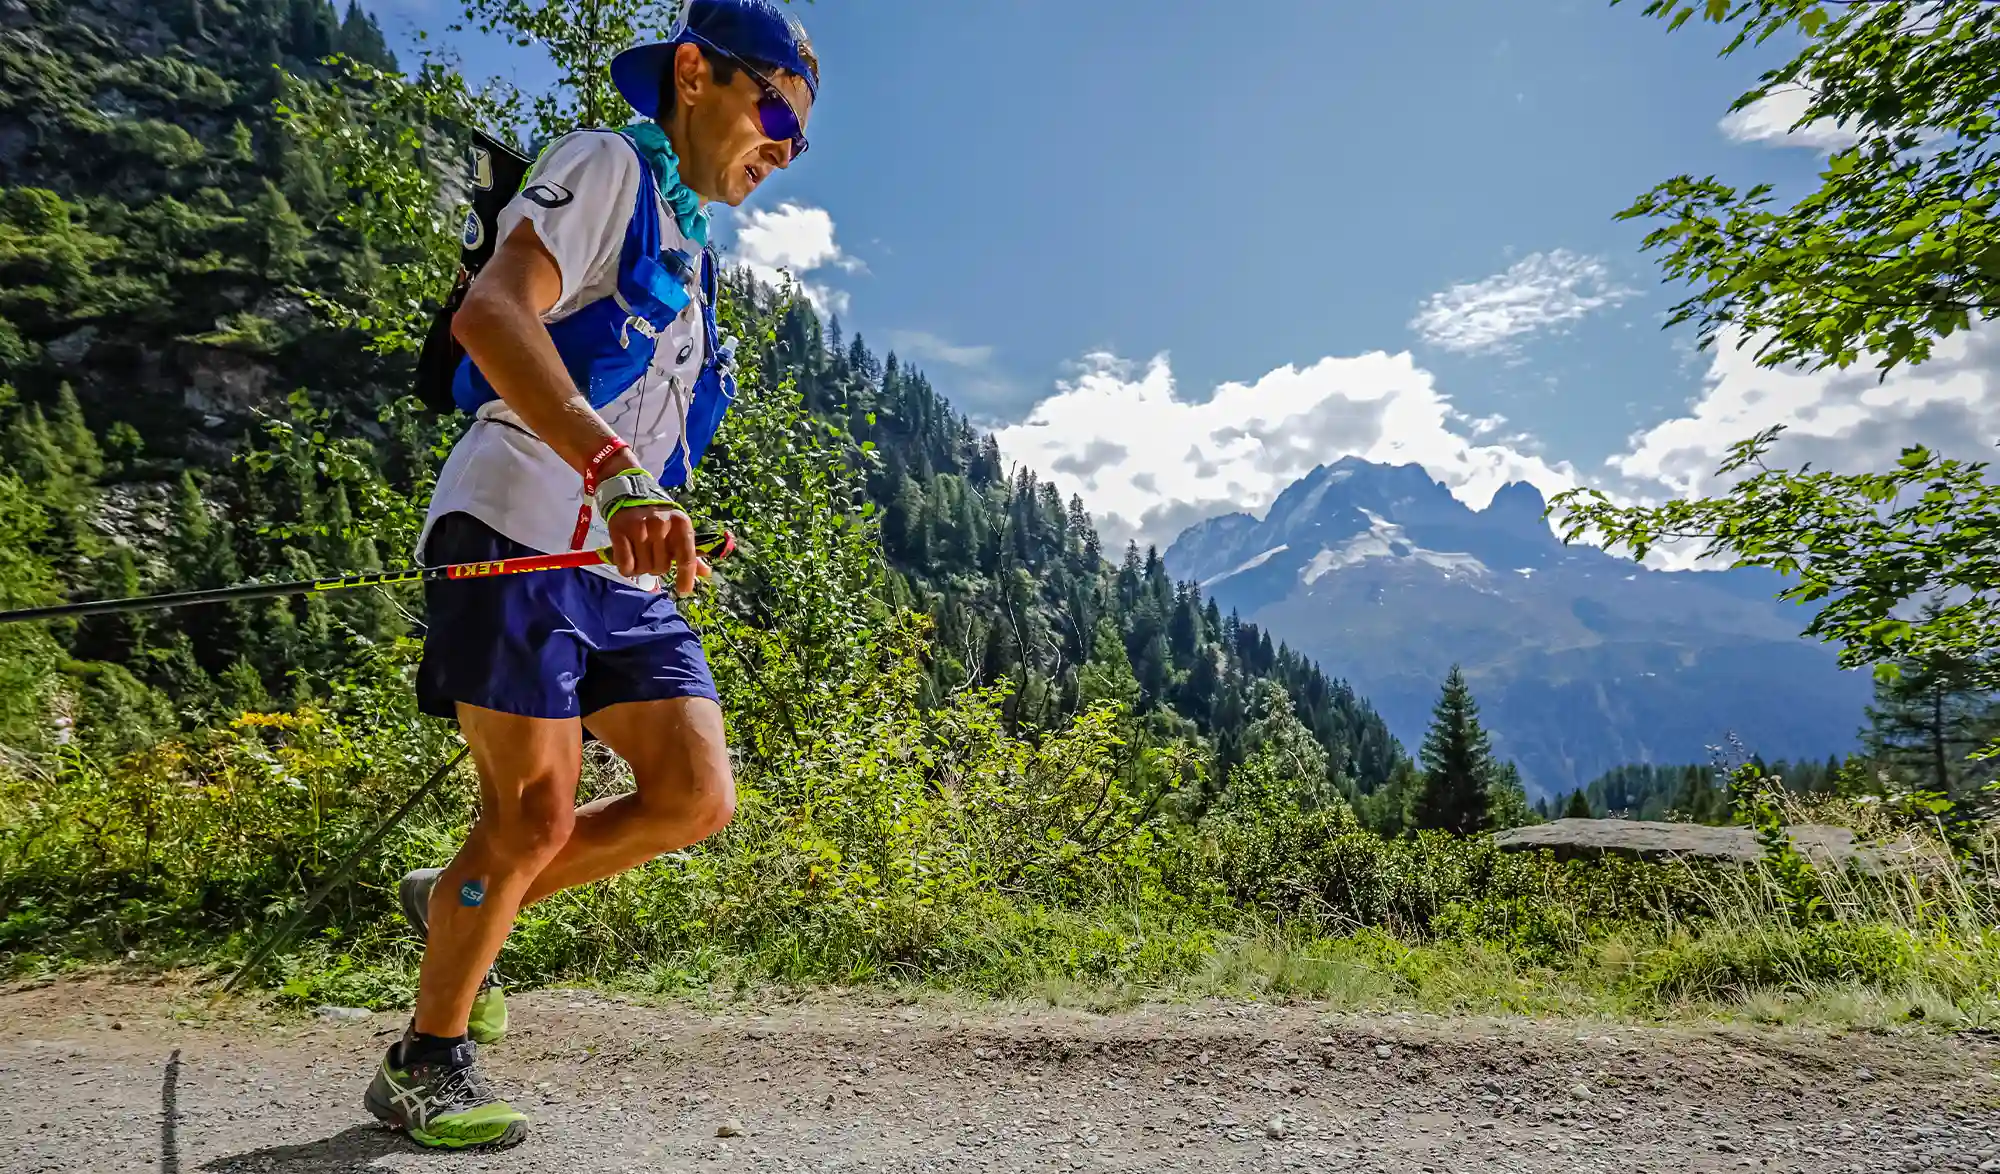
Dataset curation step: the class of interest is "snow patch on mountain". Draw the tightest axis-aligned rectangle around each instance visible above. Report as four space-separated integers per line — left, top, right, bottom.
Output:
1200 544 1291 589
1301 510 1490 584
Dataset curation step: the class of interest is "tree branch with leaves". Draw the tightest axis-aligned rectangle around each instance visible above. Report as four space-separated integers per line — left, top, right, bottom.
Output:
1616 0 2000 376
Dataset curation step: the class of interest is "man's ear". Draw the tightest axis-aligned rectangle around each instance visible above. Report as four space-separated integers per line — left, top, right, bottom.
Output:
672 41 708 108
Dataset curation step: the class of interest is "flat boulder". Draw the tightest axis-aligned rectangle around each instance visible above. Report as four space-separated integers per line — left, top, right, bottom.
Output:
1490 818 1938 872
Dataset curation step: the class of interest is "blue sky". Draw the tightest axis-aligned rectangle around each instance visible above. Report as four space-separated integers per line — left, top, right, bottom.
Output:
365 0 2000 557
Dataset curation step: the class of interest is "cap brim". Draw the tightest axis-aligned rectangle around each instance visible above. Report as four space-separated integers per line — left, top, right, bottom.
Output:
611 41 681 119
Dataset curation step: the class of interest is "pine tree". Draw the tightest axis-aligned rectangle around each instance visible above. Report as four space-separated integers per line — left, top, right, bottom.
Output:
1363 757 1423 836
1077 616 1140 715
1864 619 1999 798
1235 679 1333 811
1067 495 1091 558
1488 760 1534 828
49 384 101 481
337 0 397 69
1563 788 1593 819
1412 665 1498 834
249 180 309 282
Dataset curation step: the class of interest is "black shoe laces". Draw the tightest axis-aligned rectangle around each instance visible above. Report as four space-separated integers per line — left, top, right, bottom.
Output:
427 1061 497 1113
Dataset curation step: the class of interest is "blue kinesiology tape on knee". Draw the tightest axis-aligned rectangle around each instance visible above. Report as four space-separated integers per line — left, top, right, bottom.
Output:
459 877 486 908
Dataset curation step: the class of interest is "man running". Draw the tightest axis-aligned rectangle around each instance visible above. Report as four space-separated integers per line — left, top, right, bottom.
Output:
364 0 818 1149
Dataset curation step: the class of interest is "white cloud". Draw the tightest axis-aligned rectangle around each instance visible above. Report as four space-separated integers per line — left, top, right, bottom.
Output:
991 349 1580 553
1606 322 2000 503
1564 324 2000 571
1409 250 1638 355
725 202 854 317
989 321 2000 567
886 330 995 369
1719 87 1863 152
883 329 1026 422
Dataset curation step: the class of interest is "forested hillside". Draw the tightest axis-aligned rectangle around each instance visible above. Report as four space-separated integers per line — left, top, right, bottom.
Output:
755 296 1410 801
1549 755 1846 824
0 0 1409 821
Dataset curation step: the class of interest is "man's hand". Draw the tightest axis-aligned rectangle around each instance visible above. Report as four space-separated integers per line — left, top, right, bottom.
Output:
607 503 705 595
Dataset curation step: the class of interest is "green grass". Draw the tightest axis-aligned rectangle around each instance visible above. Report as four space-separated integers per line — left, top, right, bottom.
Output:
5 695 1999 1036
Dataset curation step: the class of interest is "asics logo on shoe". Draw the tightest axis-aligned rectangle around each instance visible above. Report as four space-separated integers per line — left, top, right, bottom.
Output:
386 1072 432 1130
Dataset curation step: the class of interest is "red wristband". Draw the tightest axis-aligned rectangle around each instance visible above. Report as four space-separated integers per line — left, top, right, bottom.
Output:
583 439 636 495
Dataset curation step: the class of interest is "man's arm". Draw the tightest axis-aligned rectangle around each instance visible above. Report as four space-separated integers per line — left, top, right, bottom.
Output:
452 221 619 474
452 220 700 592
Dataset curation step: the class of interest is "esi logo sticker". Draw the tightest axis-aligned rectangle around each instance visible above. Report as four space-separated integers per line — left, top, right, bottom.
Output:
459 878 486 907
461 209 485 251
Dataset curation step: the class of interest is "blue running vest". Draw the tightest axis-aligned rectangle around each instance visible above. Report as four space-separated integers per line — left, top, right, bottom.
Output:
450 130 735 491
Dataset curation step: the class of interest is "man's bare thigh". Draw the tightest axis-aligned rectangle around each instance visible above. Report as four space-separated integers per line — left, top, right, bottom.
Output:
582 696 730 796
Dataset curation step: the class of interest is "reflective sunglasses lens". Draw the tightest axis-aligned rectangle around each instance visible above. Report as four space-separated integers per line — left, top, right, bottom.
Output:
757 95 806 157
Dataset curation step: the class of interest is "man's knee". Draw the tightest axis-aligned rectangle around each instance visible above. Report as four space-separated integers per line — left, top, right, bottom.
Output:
488 778 578 866
636 759 735 846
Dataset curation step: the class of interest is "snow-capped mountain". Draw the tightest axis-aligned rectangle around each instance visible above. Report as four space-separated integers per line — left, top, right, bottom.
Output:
1163 457 1870 797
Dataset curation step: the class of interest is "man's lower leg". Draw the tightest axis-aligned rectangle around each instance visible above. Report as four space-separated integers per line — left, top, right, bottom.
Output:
411 824 534 1037
519 789 728 906
412 708 579 1038
518 696 734 908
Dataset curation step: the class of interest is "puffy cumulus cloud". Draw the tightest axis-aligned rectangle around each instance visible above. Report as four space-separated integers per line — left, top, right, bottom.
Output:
991 349 1580 553
1409 250 1638 356
992 322 2000 566
1606 323 2000 504
725 202 856 316
1718 86 1864 152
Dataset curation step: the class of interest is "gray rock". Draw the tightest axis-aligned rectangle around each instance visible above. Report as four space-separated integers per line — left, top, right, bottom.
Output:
1491 818 1943 872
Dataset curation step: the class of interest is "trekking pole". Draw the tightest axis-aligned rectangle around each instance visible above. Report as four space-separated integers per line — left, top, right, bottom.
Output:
216 743 472 999
0 531 736 625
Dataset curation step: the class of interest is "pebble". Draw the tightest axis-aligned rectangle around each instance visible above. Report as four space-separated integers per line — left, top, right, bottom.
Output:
717 1117 745 1138
1265 1118 1288 1140
312 1006 370 1022
1374 1045 1393 1060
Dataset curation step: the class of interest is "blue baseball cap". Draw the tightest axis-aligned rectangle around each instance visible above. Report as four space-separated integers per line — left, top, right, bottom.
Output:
612 0 819 120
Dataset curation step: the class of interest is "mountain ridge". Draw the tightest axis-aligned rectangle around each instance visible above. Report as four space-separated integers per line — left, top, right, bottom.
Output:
1163 458 1871 797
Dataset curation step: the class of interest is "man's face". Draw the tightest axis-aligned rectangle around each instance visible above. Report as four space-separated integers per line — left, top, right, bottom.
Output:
676 46 815 207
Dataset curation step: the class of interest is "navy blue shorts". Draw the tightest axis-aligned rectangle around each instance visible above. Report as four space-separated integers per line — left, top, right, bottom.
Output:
415 511 719 721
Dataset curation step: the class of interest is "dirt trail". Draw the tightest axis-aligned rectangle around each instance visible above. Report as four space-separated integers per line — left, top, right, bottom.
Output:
3 977 1998 1173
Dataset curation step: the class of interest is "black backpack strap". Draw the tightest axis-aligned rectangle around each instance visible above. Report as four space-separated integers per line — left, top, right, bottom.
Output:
412 128 534 415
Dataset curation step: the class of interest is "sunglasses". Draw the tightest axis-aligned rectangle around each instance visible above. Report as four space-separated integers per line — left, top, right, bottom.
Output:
686 32 809 160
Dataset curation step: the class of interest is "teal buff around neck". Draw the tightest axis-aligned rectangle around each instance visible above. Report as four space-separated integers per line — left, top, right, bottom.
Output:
623 120 710 248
